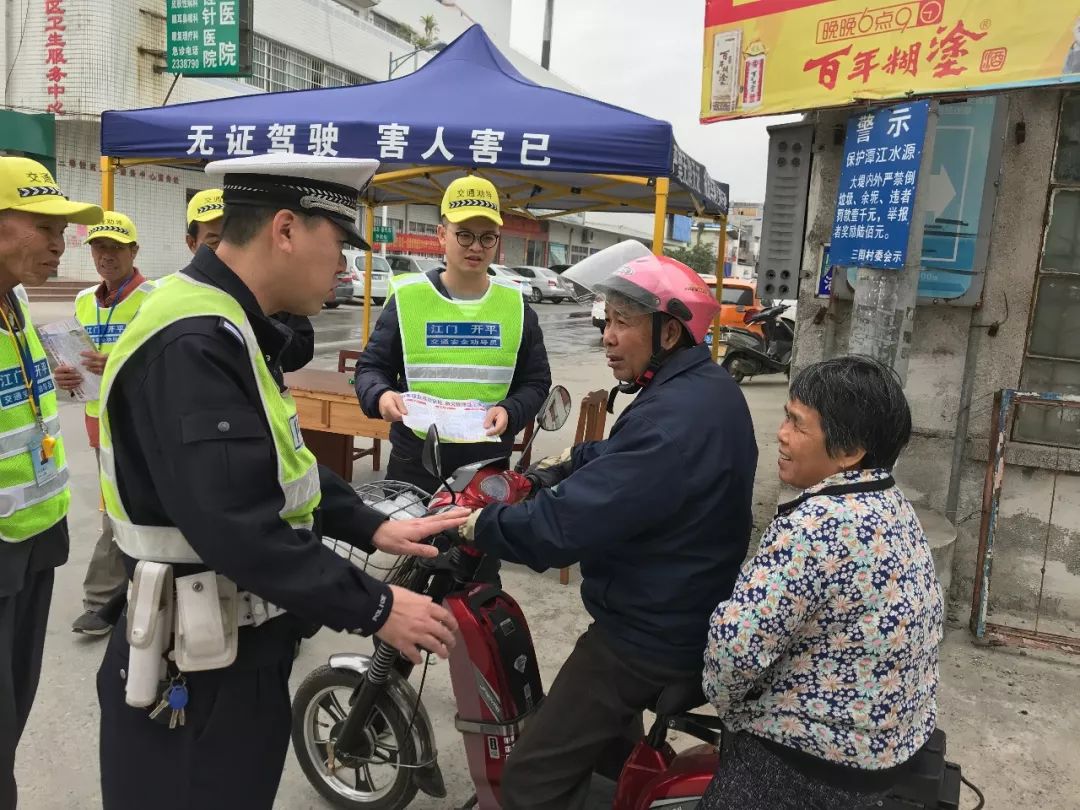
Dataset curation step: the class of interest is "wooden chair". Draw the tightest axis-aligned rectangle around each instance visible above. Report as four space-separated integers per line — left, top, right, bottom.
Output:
560 389 609 585
337 349 382 474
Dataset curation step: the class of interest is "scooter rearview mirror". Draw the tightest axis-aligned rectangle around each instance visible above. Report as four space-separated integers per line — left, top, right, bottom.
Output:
514 385 573 474
421 424 443 481
537 385 572 432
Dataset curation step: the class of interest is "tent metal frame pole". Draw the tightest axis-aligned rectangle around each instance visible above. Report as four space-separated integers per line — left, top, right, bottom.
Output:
651 177 669 255
593 173 652 186
378 181 444 207
374 165 456 185
711 214 728 363
423 174 448 196
503 178 626 209
362 204 375 348
100 157 116 210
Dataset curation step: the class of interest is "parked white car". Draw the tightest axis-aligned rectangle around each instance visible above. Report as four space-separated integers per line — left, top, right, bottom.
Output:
512 265 574 304
488 264 533 301
346 252 394 304
386 254 445 276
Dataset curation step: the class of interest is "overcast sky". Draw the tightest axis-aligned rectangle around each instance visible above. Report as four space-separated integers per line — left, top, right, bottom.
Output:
508 0 799 203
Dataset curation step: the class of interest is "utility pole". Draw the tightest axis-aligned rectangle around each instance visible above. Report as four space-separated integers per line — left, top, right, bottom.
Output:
847 101 938 385
541 0 555 69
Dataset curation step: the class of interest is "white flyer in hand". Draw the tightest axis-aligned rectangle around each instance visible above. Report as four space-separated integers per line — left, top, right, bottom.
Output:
36 318 99 403
401 392 497 443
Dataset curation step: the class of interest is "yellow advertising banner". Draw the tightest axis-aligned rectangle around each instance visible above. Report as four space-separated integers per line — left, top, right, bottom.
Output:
701 0 1080 122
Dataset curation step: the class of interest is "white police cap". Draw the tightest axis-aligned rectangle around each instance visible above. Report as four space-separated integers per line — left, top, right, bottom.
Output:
205 153 379 249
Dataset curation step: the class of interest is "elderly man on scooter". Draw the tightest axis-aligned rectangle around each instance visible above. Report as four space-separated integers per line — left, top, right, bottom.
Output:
458 244 758 810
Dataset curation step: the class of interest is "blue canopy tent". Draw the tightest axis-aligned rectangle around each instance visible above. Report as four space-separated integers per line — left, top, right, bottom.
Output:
99 25 730 343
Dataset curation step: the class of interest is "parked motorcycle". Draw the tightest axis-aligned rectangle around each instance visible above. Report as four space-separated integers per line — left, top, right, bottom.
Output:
718 303 793 384
291 384 974 810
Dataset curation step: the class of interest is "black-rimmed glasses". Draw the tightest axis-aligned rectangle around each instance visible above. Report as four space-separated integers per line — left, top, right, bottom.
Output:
452 229 500 249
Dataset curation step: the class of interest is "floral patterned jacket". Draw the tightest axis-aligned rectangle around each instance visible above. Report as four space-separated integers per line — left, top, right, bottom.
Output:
703 469 943 770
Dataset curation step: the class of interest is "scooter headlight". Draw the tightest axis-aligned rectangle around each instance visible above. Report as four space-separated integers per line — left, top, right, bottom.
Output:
478 474 512 503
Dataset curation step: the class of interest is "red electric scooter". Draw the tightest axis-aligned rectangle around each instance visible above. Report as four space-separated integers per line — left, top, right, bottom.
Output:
291 384 971 810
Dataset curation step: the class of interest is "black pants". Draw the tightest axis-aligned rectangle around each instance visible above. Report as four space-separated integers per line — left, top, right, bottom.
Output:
0 567 53 810
385 451 501 585
501 624 690 810
97 617 294 810
701 732 891 810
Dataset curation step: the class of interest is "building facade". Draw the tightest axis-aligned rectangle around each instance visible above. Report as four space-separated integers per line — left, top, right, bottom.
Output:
789 88 1080 636
1 0 576 279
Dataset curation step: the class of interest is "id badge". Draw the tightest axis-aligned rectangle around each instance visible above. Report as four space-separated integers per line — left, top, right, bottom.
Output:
28 437 58 486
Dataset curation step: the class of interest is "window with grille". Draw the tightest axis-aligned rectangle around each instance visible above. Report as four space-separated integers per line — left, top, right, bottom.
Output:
570 245 591 263
1015 92 1080 448
408 221 438 235
370 12 414 43
244 34 372 93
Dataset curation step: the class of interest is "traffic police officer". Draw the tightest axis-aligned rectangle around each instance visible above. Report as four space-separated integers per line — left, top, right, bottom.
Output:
0 156 102 808
187 187 316 371
355 176 551 583
95 153 466 810
53 212 155 637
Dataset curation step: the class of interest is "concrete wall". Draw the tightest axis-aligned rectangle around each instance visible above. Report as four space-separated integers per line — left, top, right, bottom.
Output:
55 121 213 282
790 88 1080 632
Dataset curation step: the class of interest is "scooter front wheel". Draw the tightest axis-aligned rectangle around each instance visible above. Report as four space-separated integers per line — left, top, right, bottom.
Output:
291 665 420 810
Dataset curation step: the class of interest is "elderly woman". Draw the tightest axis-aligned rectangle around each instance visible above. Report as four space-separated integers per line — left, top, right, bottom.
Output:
701 356 944 809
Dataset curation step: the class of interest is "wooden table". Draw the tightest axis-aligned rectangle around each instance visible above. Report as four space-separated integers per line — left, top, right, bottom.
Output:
285 369 390 480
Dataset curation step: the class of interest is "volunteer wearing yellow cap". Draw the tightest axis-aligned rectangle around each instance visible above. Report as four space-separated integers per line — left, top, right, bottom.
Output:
53 212 155 637
184 188 224 252
354 176 552 582
0 156 101 808
186 187 315 371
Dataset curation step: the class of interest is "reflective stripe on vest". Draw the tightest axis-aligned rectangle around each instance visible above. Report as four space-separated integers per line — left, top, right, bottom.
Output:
393 273 523 439
97 274 320 564
74 280 155 419
0 286 69 542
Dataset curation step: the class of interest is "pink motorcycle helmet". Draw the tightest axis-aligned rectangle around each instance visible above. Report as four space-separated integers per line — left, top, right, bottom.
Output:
564 241 720 344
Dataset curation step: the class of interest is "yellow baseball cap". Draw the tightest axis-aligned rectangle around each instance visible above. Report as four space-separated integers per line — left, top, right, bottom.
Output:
0 156 102 225
86 211 138 245
187 188 224 225
441 176 502 226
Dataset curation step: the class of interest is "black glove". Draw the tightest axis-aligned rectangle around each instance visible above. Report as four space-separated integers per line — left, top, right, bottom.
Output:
525 447 575 490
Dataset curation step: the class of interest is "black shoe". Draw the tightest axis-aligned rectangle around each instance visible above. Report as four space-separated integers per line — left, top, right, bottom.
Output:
72 610 113 636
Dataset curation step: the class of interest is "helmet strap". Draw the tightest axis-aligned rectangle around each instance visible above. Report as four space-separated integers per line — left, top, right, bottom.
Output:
606 313 671 413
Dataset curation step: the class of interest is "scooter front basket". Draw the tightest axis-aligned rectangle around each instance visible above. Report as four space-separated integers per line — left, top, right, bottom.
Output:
320 480 432 583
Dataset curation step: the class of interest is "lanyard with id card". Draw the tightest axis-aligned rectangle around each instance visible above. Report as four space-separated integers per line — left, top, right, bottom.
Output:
93 275 132 351
0 296 58 486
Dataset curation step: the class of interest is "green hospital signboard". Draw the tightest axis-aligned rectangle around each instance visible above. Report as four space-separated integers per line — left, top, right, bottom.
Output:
372 226 395 244
166 0 251 77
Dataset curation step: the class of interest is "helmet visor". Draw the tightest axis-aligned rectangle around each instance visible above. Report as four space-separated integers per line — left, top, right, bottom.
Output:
561 240 652 295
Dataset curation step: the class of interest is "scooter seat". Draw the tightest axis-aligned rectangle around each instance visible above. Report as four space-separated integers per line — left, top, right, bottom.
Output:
652 677 708 717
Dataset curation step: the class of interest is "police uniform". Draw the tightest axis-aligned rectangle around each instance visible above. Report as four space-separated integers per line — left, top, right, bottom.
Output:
187 187 316 372
95 155 397 809
71 212 155 632
0 156 102 809
354 176 552 492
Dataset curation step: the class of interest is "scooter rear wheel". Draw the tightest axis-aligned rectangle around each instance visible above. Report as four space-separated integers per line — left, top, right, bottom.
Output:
291 665 420 810
721 357 746 384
